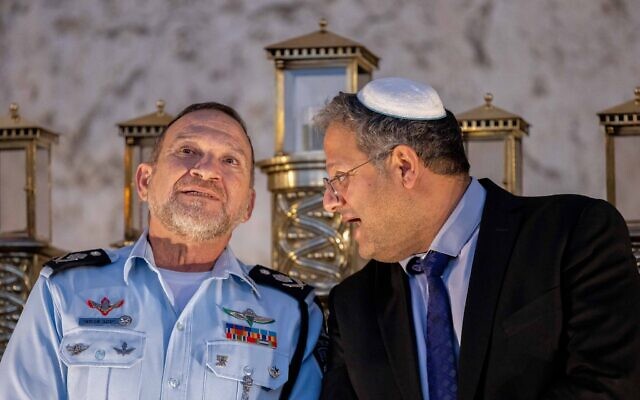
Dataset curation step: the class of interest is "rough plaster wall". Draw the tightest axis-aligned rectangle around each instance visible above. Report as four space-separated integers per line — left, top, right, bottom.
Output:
1 0 638 265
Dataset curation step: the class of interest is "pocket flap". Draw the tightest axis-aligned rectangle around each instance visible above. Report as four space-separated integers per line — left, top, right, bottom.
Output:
206 341 289 389
59 328 145 368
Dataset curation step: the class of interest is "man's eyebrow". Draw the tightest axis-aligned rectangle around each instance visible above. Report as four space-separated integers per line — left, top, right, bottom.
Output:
172 134 249 158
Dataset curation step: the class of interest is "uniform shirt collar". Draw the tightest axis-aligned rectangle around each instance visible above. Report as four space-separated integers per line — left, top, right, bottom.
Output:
123 230 260 297
400 177 486 271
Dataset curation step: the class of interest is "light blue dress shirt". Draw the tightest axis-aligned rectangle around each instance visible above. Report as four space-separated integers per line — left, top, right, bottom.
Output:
0 232 323 399
400 177 486 400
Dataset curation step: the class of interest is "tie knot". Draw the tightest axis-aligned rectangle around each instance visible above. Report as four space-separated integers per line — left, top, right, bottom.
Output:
408 251 451 277
425 251 451 276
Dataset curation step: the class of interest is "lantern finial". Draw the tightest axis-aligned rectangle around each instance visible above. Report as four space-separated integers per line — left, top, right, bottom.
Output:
484 93 494 108
9 102 20 122
156 99 166 116
319 18 328 32
634 87 640 105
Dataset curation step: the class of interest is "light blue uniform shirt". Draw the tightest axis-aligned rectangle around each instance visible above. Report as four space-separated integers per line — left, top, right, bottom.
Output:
0 233 323 399
400 177 486 400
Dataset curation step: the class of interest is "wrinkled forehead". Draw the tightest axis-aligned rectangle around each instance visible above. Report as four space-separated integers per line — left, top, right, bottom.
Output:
164 110 250 149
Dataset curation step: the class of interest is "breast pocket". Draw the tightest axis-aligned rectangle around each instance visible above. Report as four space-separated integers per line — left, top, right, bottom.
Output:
59 328 146 400
204 341 289 400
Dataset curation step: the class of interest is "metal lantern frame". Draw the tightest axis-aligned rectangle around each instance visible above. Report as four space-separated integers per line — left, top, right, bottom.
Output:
265 19 379 156
259 20 379 297
0 103 64 359
457 93 530 195
0 103 59 242
115 100 173 246
598 87 640 269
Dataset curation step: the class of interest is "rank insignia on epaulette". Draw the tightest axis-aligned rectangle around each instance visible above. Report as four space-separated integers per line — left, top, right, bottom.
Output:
44 249 111 276
249 266 314 301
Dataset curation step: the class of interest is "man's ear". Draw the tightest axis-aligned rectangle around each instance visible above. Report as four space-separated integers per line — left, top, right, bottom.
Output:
241 189 256 222
389 145 421 189
135 163 154 201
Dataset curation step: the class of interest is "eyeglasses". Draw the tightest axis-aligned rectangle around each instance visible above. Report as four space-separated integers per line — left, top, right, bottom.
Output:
323 158 373 202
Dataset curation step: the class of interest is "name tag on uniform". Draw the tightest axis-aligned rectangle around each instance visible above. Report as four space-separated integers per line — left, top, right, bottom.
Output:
79 315 132 327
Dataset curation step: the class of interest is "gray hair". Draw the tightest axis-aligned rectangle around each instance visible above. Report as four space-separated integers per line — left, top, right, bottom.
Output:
314 92 470 175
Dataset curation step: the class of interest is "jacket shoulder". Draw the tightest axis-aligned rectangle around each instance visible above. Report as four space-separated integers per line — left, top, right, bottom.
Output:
332 260 401 299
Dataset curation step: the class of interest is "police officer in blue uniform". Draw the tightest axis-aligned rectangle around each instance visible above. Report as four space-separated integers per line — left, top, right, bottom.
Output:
0 102 325 399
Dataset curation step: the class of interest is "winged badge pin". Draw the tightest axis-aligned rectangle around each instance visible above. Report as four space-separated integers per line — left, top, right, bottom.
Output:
87 296 125 316
223 307 275 327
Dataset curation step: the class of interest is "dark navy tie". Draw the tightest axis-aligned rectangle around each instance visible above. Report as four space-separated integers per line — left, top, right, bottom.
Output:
408 251 458 400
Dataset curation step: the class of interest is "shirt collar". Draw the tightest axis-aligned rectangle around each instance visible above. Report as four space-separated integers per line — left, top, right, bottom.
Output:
123 230 260 297
400 177 486 271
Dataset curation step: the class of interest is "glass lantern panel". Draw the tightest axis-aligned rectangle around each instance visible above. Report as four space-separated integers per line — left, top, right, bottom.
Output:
613 136 640 222
284 67 347 153
0 147 27 237
465 140 506 189
35 146 51 241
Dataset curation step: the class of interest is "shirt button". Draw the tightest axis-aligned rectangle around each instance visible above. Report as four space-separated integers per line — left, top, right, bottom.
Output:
176 321 184 331
95 350 105 360
168 378 180 389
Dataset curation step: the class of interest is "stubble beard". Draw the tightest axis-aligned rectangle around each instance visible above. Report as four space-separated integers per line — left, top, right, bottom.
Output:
148 181 248 242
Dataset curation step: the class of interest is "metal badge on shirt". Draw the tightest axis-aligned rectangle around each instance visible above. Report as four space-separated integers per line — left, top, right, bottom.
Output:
223 307 275 327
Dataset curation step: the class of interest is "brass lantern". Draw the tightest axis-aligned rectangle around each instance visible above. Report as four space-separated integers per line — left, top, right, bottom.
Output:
457 93 530 195
258 20 379 297
598 86 640 270
114 100 173 247
0 103 63 357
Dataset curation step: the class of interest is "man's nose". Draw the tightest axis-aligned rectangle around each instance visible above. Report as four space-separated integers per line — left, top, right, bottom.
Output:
189 156 221 181
322 187 344 213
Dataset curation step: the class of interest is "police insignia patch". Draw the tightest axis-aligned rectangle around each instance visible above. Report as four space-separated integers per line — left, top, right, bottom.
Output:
87 297 125 316
225 323 277 348
222 307 275 327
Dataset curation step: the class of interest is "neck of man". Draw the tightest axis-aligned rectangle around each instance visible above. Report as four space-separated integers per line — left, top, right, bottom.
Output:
146 221 231 272
411 173 471 255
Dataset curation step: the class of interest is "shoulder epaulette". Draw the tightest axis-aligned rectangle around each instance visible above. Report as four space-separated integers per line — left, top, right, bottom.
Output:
249 265 314 301
43 249 112 277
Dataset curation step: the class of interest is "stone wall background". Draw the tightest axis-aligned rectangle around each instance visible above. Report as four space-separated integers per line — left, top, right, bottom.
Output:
1 0 638 266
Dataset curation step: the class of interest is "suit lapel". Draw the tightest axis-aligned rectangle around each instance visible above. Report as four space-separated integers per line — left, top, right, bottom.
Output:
375 261 423 400
458 179 523 400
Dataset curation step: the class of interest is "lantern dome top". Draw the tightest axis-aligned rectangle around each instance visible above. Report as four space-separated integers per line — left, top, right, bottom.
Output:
117 99 174 128
457 93 530 135
598 86 640 117
265 19 379 67
0 102 60 142
598 86 640 135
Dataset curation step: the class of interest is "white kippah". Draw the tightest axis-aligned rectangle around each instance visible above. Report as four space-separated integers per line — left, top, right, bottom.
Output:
356 77 447 120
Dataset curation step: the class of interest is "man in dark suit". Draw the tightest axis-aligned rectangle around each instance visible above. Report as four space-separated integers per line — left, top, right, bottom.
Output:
315 77 640 399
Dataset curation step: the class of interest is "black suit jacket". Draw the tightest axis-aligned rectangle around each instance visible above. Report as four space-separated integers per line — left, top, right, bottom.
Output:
321 179 640 400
